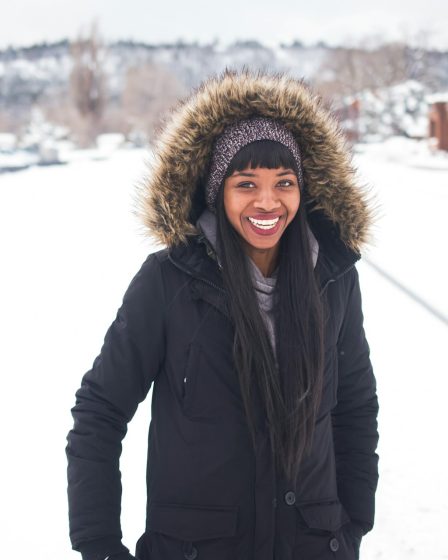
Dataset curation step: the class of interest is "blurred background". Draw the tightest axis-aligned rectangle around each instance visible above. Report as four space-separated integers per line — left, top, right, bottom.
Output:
0 1 447 559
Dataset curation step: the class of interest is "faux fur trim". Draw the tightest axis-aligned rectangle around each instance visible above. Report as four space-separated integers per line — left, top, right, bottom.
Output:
133 68 378 253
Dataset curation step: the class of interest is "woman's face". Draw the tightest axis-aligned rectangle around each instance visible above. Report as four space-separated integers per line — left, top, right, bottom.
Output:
223 165 301 257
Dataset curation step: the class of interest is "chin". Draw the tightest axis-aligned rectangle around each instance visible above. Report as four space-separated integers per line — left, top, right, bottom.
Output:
243 236 281 251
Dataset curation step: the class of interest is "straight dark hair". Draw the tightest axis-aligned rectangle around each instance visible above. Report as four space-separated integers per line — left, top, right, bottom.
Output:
215 139 325 483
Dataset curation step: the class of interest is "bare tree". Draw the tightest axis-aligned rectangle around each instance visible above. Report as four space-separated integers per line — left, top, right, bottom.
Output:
0 107 29 136
314 36 410 100
69 20 108 147
121 61 186 143
404 27 441 90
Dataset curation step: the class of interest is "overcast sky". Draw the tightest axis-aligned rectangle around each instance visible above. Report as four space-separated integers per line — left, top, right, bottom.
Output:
3 0 447 50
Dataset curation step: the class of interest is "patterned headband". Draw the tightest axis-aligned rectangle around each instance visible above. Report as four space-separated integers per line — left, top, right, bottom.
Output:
204 116 304 212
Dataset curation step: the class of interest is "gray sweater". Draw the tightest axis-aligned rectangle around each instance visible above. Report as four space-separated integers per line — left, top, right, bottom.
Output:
196 208 319 364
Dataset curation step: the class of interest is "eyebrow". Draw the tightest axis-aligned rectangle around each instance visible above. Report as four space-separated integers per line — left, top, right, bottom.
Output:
231 169 295 177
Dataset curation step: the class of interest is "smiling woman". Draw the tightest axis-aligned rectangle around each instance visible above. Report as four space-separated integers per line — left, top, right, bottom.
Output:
66 69 379 560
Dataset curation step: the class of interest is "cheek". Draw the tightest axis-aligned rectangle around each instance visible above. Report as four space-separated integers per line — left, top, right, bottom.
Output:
287 191 301 219
223 191 244 227
223 193 233 222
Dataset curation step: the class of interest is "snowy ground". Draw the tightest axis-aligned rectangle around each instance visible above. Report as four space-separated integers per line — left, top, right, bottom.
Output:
0 140 447 559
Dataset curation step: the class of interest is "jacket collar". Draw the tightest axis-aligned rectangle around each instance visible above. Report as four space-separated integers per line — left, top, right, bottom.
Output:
167 219 360 301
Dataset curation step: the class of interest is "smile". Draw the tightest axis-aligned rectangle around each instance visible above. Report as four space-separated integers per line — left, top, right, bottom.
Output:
247 216 280 230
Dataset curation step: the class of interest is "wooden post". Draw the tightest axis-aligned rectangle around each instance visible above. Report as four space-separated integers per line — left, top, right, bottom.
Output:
429 102 448 152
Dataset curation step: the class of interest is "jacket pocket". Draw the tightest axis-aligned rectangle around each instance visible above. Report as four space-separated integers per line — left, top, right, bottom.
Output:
294 500 355 559
296 499 351 532
180 340 238 422
147 501 239 560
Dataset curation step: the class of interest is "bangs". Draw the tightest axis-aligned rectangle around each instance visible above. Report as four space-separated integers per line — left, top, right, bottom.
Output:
223 140 300 179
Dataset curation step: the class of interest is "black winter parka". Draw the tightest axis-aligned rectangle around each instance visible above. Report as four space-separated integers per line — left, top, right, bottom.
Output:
66 70 380 560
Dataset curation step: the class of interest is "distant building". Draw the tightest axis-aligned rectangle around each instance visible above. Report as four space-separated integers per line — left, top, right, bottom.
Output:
428 94 448 152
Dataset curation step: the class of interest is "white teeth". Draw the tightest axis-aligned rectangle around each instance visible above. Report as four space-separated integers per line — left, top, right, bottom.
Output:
248 216 279 229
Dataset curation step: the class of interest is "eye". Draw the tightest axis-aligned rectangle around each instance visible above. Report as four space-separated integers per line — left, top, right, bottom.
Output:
278 179 295 187
236 182 255 188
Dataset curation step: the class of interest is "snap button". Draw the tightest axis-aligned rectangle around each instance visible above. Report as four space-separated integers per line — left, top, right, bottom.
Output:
329 537 339 552
284 491 296 505
184 545 198 560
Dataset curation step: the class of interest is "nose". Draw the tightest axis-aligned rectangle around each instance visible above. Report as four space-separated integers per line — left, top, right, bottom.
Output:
254 186 281 211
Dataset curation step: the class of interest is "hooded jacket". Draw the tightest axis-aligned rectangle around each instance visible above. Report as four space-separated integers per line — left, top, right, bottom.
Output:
66 69 380 560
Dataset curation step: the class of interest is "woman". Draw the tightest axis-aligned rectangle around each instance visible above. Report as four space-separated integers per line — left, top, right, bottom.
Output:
66 69 379 560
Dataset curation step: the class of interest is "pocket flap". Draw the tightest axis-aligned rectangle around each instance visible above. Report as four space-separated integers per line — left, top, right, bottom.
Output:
149 502 239 541
296 500 350 532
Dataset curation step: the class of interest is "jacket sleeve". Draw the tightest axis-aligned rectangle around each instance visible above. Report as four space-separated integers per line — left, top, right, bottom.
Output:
65 253 166 560
331 264 380 537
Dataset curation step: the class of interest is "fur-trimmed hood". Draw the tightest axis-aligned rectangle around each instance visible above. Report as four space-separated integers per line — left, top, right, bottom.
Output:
133 68 377 254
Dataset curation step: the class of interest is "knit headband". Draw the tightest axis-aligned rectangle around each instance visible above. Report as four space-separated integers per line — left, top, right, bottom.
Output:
204 116 304 212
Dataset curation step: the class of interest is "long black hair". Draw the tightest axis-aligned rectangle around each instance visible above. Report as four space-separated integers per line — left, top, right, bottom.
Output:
215 139 325 483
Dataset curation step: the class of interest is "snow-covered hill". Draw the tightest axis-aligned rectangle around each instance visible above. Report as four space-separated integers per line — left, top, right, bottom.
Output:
2 39 447 118
0 40 328 107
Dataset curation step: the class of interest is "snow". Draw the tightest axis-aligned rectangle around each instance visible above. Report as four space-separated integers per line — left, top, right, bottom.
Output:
353 141 448 559
427 92 448 104
0 139 447 559
0 148 39 170
96 133 127 152
0 132 16 151
355 136 448 171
